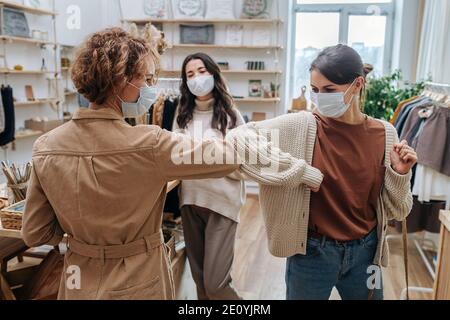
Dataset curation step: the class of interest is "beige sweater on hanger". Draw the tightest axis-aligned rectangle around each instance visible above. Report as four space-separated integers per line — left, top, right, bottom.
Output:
227 111 413 267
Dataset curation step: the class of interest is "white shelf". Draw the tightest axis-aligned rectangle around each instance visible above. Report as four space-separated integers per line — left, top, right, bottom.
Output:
0 1 57 16
0 69 56 75
234 98 281 103
15 130 43 140
169 44 282 50
123 18 282 25
160 69 282 76
15 99 58 107
0 35 56 46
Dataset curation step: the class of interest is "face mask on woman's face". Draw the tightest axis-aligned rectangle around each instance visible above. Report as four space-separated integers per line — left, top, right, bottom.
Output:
187 74 215 97
118 82 158 118
310 80 358 118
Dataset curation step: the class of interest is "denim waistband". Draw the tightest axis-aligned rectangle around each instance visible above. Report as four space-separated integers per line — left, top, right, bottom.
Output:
307 227 378 247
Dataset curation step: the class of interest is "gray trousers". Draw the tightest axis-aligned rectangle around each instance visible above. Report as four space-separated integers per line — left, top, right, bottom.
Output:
181 205 242 300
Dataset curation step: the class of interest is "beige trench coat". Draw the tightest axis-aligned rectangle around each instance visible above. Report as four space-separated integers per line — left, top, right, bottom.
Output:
21 108 239 300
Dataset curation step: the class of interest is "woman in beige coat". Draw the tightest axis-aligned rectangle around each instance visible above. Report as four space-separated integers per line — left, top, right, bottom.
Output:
21 28 240 300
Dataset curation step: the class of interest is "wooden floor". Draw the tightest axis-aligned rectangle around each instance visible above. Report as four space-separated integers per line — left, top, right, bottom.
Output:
232 195 434 300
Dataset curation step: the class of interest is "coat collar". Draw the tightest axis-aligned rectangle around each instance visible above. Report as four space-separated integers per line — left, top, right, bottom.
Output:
72 108 124 121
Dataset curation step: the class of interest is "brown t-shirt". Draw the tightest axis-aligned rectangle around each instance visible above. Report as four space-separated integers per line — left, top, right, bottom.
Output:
309 112 386 241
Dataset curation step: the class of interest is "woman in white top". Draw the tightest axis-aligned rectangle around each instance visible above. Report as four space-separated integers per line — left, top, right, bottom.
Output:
173 52 245 300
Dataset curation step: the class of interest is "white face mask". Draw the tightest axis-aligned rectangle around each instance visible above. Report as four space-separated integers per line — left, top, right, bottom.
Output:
118 82 157 118
187 75 215 97
310 80 357 118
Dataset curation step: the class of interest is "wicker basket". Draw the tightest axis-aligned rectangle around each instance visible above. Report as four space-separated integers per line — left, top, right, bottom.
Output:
0 200 25 231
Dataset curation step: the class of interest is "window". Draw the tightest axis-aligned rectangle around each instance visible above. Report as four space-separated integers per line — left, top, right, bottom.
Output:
291 0 394 98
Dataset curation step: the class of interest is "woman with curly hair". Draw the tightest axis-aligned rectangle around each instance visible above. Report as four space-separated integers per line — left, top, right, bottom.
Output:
21 28 241 300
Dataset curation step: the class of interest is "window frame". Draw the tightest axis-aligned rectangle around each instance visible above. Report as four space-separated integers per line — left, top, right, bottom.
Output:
290 1 395 99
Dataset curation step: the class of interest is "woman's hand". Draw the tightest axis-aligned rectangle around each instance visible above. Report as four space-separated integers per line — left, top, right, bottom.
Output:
391 140 417 175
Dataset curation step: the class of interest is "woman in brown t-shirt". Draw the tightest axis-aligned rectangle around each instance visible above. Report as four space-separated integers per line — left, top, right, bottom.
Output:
285 45 417 300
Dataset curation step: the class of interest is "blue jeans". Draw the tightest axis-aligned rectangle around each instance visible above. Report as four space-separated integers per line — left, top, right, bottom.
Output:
286 229 384 300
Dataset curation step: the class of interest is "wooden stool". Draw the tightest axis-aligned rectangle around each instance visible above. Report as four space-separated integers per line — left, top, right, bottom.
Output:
0 237 29 300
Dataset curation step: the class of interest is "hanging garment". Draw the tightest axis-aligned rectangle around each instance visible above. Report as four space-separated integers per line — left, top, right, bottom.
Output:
413 164 450 210
400 105 433 148
390 96 419 124
395 196 445 234
0 85 16 146
0 92 5 134
161 97 181 217
395 97 431 136
415 106 450 176
162 98 179 131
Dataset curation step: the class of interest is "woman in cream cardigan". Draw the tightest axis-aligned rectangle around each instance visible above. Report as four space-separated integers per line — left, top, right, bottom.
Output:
227 44 416 300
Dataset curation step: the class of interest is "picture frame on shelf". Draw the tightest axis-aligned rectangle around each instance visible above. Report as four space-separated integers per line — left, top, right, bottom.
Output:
248 80 262 98
225 25 244 46
120 0 168 20
180 24 214 44
171 0 205 20
205 0 235 19
241 0 272 19
2 8 30 38
143 0 167 18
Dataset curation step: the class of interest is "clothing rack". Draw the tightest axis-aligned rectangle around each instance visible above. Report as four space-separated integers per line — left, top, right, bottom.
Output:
155 77 181 96
394 81 450 299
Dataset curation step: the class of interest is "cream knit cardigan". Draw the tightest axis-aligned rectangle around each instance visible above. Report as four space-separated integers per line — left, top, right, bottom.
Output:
227 111 413 267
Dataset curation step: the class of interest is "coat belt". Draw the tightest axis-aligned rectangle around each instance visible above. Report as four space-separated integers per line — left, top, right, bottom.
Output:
66 230 164 263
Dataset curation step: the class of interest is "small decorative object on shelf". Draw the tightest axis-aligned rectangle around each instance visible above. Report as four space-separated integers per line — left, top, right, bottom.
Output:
205 0 235 19
171 0 205 20
25 85 35 101
1 161 32 205
40 58 47 71
241 0 272 19
251 112 266 122
270 81 280 98
31 29 42 40
217 62 229 71
143 0 167 18
290 86 307 112
13 65 24 71
180 24 214 44
249 80 262 98
225 25 244 46
263 85 271 98
61 57 71 68
246 61 265 70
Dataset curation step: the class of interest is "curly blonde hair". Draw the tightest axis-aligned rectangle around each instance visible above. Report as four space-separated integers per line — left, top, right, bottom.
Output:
71 27 161 105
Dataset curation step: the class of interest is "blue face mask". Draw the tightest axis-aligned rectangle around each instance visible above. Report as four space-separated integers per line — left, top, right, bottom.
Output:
118 82 158 118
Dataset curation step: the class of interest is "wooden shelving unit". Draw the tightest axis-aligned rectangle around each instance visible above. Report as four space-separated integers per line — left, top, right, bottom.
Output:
0 69 56 75
14 99 58 107
0 0 60 154
169 44 282 50
0 1 56 16
121 2 284 118
15 130 43 140
0 35 56 46
234 97 281 103
160 69 282 76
